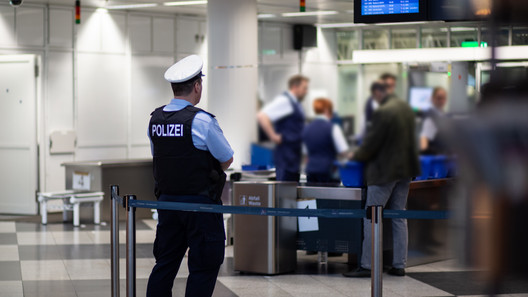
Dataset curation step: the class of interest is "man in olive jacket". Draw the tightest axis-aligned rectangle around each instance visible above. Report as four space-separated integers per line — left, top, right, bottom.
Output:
344 81 420 278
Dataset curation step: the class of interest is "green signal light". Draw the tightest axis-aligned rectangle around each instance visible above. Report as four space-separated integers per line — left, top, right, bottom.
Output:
447 71 452 77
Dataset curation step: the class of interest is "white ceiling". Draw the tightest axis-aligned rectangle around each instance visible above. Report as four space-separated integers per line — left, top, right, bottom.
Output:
24 0 354 24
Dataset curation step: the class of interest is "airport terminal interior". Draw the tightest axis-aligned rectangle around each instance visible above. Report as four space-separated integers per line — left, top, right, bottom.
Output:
1 0 528 296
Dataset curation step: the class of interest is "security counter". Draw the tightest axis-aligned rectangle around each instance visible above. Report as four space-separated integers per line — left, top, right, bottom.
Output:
232 178 453 274
296 179 453 267
62 159 156 221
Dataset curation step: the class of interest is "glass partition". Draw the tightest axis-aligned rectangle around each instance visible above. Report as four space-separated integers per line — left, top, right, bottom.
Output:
421 27 448 48
391 28 417 49
337 30 359 60
363 29 389 50
480 27 510 47
450 27 478 47
512 27 528 46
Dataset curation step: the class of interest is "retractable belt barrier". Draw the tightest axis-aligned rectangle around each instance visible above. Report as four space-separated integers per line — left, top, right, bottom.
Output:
129 199 449 220
110 185 449 297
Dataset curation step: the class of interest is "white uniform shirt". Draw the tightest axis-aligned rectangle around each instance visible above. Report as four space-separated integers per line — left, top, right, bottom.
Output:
420 107 444 141
261 91 299 122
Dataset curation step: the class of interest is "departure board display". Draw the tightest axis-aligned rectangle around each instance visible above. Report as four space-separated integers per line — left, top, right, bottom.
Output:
361 0 419 16
354 0 426 23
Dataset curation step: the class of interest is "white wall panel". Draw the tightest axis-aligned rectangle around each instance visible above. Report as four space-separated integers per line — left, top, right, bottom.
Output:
258 64 298 103
130 55 174 145
176 18 200 54
46 154 73 191
49 8 73 48
304 28 337 63
129 145 151 159
0 6 15 47
47 51 74 131
75 147 127 161
77 53 127 146
281 24 299 62
260 25 282 64
153 18 174 53
302 63 339 118
76 11 101 51
129 15 151 52
101 12 126 53
17 7 45 47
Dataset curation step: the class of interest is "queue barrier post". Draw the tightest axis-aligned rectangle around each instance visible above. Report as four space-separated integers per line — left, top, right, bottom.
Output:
125 195 137 297
371 205 383 297
110 185 121 297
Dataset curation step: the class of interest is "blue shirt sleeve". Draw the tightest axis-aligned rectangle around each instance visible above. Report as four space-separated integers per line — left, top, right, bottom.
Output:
192 112 234 163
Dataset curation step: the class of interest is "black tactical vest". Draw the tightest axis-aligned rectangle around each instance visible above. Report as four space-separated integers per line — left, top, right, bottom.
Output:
149 105 225 200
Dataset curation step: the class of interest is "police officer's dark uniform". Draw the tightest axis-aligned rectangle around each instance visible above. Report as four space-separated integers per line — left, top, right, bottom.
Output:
146 55 234 297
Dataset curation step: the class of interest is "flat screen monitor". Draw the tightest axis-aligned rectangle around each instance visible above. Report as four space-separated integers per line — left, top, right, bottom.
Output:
354 0 427 23
409 87 433 111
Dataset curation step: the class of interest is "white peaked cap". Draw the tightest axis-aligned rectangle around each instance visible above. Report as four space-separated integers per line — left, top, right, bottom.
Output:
164 55 204 83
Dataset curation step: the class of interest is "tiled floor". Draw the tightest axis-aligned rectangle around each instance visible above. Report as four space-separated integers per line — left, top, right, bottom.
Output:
0 220 527 297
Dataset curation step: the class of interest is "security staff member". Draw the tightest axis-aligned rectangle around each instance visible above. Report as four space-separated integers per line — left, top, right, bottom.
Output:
146 55 234 297
302 98 351 184
420 87 449 155
257 75 309 182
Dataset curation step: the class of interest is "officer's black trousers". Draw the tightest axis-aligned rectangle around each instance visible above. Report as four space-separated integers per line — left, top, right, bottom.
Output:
146 195 225 297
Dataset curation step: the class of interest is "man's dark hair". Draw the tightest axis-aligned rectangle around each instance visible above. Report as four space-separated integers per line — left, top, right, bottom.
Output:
171 73 202 96
288 75 309 89
371 81 387 93
380 73 396 81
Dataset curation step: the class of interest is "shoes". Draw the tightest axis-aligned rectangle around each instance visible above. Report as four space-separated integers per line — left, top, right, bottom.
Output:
387 267 405 276
343 267 371 278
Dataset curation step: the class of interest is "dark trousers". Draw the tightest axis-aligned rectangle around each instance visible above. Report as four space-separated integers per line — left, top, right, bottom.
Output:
306 172 333 184
146 195 225 297
276 169 300 182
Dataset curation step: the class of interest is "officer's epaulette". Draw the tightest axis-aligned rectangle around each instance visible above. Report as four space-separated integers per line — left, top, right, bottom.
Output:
150 105 167 116
185 105 216 118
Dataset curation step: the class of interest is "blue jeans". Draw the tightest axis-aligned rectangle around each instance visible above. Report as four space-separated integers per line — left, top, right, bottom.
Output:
361 178 411 270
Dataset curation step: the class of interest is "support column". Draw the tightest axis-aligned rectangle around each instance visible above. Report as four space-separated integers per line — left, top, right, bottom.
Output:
207 0 258 168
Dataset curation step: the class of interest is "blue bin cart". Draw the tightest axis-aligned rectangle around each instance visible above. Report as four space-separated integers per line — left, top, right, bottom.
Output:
335 161 364 187
431 155 448 179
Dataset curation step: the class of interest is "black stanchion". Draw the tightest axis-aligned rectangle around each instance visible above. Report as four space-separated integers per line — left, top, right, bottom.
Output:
371 205 383 297
125 195 137 297
110 185 121 297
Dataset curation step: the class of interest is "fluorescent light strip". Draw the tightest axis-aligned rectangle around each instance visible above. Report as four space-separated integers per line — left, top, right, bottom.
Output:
282 11 338 17
106 3 158 9
163 0 207 6
317 23 365 28
318 21 444 29
377 21 428 26
257 13 277 19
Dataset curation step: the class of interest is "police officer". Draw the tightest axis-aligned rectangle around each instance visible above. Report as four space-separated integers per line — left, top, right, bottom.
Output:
146 55 234 297
302 98 351 184
257 75 309 182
